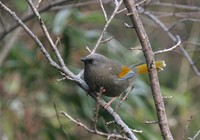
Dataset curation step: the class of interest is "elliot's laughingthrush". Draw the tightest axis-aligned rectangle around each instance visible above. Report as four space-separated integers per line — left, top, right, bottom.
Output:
81 53 166 106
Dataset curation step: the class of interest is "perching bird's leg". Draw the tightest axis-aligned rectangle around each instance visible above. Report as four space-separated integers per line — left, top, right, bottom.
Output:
104 97 118 109
114 93 129 111
115 86 134 110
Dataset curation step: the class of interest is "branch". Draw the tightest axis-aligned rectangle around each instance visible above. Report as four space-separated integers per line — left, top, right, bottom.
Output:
0 2 138 139
0 0 69 40
75 80 138 140
154 38 181 55
98 0 108 22
123 0 174 140
91 0 123 53
61 111 130 140
150 2 200 11
25 0 77 80
168 18 200 31
189 130 200 140
26 0 66 67
0 1 60 70
140 7 200 76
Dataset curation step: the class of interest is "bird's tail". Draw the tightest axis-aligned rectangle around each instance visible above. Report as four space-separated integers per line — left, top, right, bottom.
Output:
134 61 166 74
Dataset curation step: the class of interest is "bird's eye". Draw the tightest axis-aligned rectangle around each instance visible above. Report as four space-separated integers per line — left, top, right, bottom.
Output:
88 59 95 64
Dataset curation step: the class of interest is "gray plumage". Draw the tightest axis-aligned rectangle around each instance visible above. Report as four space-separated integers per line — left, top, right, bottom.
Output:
81 53 136 97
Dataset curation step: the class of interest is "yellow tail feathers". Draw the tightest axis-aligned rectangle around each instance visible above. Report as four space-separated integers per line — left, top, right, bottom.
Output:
134 61 166 74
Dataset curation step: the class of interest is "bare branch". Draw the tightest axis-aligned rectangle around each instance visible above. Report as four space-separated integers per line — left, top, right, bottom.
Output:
61 111 130 140
36 0 44 8
140 7 200 76
150 2 200 11
0 1 60 70
154 38 181 55
0 2 139 139
91 0 123 53
76 87 138 140
100 37 113 44
86 46 92 53
168 18 200 31
0 0 69 40
93 88 104 131
124 22 134 28
57 72 75 81
52 0 98 10
98 0 108 21
26 0 66 67
178 37 200 76
189 130 200 140
123 1 174 139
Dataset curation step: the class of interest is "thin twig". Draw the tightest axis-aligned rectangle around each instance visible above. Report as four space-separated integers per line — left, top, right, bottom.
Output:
57 72 75 81
168 18 200 31
184 40 200 47
154 39 181 55
144 11 200 19
93 88 104 131
26 0 66 67
55 37 61 47
124 22 134 28
188 130 200 140
178 36 200 76
140 7 200 76
151 2 200 11
91 0 123 53
0 0 69 40
0 2 60 70
100 37 113 44
117 8 127 14
116 0 147 14
52 0 98 10
98 0 108 22
86 46 92 53
61 111 130 140
26 0 78 79
36 0 44 8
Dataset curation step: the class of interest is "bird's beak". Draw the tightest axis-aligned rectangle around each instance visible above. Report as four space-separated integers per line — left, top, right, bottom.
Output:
81 58 86 63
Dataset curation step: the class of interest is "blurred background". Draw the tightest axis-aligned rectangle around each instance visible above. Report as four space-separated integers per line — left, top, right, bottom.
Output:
0 0 200 140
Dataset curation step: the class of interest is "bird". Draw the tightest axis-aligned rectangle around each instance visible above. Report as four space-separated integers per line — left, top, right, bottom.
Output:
81 53 166 108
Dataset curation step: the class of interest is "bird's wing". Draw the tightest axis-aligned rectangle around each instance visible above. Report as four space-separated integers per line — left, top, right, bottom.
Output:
117 66 135 80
